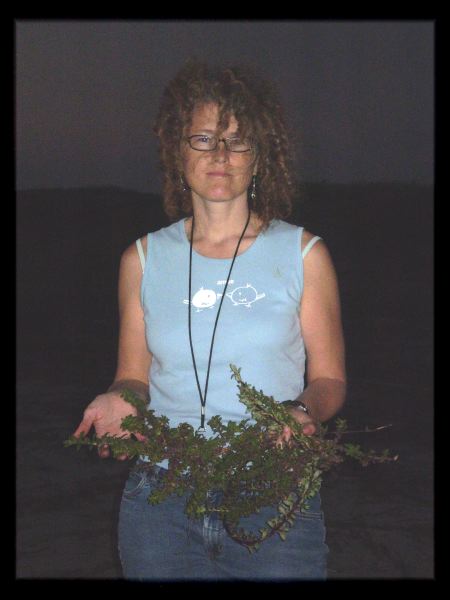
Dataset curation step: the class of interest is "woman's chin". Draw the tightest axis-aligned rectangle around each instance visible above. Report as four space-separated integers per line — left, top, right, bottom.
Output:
193 189 247 204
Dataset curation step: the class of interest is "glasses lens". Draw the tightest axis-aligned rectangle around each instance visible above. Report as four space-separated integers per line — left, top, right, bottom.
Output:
189 135 215 150
227 138 252 152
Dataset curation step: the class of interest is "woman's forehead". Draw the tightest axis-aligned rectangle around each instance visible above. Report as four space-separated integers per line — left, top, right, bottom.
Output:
189 103 239 133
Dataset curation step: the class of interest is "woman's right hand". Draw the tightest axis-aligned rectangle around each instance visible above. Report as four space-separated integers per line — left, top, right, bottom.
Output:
72 392 147 460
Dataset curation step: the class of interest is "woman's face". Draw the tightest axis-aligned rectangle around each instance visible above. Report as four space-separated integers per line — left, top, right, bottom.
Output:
181 103 258 206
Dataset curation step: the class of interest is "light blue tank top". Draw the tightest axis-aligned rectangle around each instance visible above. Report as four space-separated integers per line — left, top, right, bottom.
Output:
138 218 320 464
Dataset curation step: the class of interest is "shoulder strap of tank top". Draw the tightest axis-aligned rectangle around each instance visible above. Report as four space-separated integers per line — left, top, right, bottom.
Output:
136 238 146 274
302 235 322 259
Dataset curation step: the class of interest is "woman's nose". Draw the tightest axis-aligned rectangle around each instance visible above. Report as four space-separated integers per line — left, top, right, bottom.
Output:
213 139 228 160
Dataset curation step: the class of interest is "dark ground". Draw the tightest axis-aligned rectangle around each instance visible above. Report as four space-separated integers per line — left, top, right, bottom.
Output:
16 183 434 580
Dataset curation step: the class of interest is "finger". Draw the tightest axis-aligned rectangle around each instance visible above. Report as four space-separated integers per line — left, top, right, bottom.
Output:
98 444 110 458
276 438 284 449
73 415 95 438
282 426 292 442
272 426 291 448
117 454 129 461
302 423 316 436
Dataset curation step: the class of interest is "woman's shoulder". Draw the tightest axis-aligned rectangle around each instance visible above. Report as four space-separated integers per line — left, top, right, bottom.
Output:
270 219 323 257
122 235 147 259
119 240 142 271
301 229 322 256
119 236 149 279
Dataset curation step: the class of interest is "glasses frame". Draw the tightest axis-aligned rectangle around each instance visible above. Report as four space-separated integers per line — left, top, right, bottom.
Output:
185 134 254 153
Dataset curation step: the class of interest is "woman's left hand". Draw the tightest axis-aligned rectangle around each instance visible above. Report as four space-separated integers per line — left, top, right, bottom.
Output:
275 408 317 448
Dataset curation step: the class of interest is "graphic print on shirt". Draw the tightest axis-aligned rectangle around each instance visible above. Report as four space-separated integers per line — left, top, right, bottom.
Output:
182 287 223 312
183 280 266 312
226 284 266 308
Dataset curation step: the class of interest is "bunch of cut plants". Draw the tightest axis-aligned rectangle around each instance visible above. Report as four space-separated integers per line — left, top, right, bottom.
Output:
65 365 398 553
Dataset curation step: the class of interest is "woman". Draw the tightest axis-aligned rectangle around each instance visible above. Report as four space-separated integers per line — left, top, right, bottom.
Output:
73 60 346 580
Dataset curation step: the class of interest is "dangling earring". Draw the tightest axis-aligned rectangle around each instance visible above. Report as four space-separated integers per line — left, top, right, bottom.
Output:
180 175 189 192
250 174 257 201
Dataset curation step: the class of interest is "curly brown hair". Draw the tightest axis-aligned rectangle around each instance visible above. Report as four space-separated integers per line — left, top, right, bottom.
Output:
153 59 297 230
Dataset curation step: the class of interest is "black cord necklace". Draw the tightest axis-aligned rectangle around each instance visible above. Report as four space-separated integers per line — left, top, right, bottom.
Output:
188 210 251 432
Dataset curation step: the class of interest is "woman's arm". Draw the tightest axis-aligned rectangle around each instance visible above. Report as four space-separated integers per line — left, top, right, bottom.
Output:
109 236 153 395
73 237 152 458
280 232 346 441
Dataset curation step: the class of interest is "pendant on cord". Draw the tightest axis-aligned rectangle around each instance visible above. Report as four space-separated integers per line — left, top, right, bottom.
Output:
197 405 206 434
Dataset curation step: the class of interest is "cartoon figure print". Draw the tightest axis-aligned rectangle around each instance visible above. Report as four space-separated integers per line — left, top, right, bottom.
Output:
183 287 223 312
226 284 265 308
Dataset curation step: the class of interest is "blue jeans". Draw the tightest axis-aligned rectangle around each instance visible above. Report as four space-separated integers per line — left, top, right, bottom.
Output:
118 463 329 581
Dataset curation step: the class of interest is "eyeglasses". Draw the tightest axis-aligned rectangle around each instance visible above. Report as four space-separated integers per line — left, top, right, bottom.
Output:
185 134 254 153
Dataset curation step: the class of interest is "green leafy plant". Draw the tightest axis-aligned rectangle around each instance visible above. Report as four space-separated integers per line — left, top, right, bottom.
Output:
65 365 398 553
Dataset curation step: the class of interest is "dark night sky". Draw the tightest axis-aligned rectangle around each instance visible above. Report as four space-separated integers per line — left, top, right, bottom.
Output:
16 20 434 193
